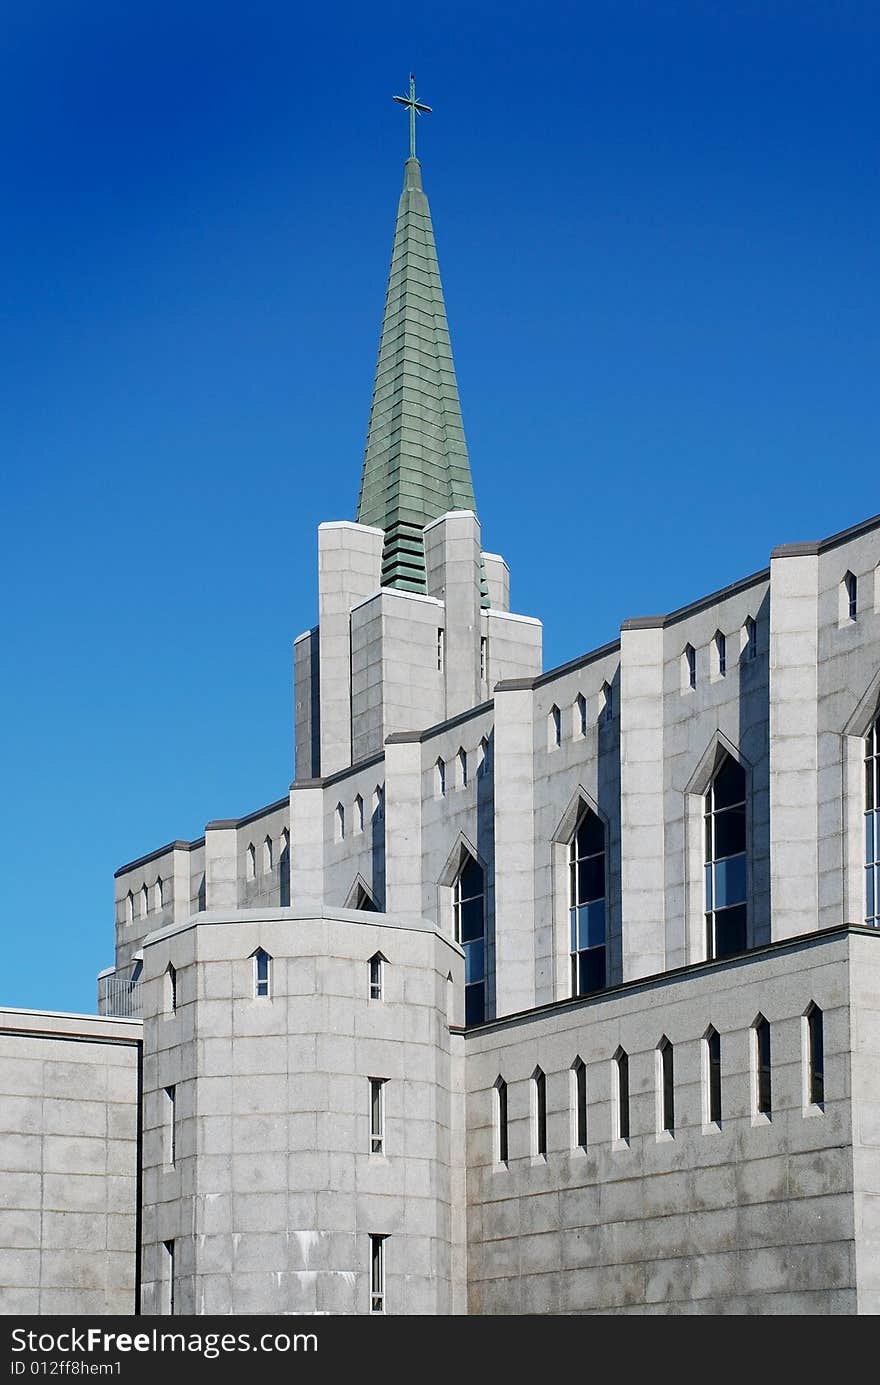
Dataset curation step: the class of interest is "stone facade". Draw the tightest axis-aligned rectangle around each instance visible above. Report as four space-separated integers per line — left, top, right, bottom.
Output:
0 1009 140 1314
2 147 880 1315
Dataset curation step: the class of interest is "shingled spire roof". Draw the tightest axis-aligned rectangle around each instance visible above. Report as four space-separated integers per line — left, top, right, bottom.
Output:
356 157 480 593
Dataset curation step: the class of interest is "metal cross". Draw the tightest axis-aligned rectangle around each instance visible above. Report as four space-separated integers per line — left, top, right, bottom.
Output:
393 73 432 160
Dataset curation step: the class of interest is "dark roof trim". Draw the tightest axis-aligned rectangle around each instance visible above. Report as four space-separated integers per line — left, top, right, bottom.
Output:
114 839 204 879
771 509 880 559
385 699 495 746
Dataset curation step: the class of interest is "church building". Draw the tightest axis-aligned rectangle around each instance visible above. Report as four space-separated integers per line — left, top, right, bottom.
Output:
2 87 880 1315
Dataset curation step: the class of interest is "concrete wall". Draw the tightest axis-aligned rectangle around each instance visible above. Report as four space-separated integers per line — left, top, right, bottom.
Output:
464 929 863 1315
137 907 465 1316
0 1009 141 1315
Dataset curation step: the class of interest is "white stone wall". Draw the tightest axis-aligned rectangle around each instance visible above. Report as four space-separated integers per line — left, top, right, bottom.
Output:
138 909 465 1315
0 1009 140 1315
465 930 862 1314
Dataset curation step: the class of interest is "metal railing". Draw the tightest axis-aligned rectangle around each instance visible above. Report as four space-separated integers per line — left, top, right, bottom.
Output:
97 973 142 1019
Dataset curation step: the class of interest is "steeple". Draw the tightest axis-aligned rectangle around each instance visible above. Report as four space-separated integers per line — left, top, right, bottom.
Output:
357 87 479 593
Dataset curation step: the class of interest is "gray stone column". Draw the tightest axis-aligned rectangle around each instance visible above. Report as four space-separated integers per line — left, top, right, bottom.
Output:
384 734 423 916
289 781 325 909
493 680 537 1016
204 822 237 911
171 845 192 924
317 521 384 776
769 545 820 938
619 619 666 979
424 510 482 721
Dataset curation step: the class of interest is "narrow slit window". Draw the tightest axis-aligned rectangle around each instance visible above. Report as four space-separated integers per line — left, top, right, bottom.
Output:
845 571 858 621
155 877 164 911
458 747 468 788
370 1234 386 1314
614 1048 630 1141
572 1057 587 1150
480 636 487 682
658 1038 674 1134
355 794 364 834
806 1003 824 1106
706 1027 722 1124
715 630 726 677
164 963 177 1015
263 836 273 873
745 616 757 661
495 1077 508 1164
754 1015 772 1115
866 713 879 927
246 843 256 880
600 682 613 724
684 643 697 690
369 954 383 1002
164 1240 175 1316
575 693 587 738
437 628 444 672
142 883 150 917
253 948 271 999
436 757 446 797
335 802 345 841
126 891 134 924
164 1085 176 1166
532 1068 547 1157
549 705 561 749
370 1077 386 1155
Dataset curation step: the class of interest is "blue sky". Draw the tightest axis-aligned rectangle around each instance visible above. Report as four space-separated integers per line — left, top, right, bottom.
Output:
2 1 877 1012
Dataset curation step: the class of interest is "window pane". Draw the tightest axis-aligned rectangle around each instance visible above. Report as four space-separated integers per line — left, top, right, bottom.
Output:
458 895 484 943
713 853 747 909
575 899 606 950
713 755 746 809
714 904 747 958
577 854 605 903
576 812 604 857
459 857 484 898
577 947 606 994
465 983 485 1026
714 804 746 858
464 938 484 985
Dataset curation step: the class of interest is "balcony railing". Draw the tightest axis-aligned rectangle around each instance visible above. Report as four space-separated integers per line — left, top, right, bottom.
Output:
98 973 142 1019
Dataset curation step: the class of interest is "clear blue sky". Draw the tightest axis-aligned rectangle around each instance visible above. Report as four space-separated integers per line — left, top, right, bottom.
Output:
2 1 877 1013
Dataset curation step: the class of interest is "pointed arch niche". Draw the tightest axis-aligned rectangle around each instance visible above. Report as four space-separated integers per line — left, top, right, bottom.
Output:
551 787 609 1003
437 834 490 1025
684 734 753 965
842 668 880 928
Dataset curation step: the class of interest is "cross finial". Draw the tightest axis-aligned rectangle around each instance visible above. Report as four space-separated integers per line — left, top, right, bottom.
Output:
392 73 432 161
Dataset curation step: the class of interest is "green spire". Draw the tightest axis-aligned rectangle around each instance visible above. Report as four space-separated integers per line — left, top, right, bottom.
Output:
356 148 479 593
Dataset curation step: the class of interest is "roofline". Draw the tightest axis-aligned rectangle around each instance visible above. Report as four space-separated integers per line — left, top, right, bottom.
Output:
464 923 876 1038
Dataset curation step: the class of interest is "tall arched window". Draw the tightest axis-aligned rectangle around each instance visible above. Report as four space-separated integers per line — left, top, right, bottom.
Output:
704 754 747 959
453 856 485 1025
867 713 879 927
569 808 606 996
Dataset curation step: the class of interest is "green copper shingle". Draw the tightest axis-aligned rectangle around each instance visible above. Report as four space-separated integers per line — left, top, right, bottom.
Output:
357 158 484 596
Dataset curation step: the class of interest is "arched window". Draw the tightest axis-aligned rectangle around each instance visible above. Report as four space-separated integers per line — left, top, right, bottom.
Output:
252 948 272 999
458 747 468 789
453 855 485 1025
141 883 150 917
704 753 747 959
436 757 446 797
335 803 345 841
155 877 164 911
164 963 177 1015
126 891 134 924
279 829 290 907
575 693 587 739
866 712 879 927
246 843 256 881
569 808 606 996
548 705 561 749
354 795 364 834
263 836 273 873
